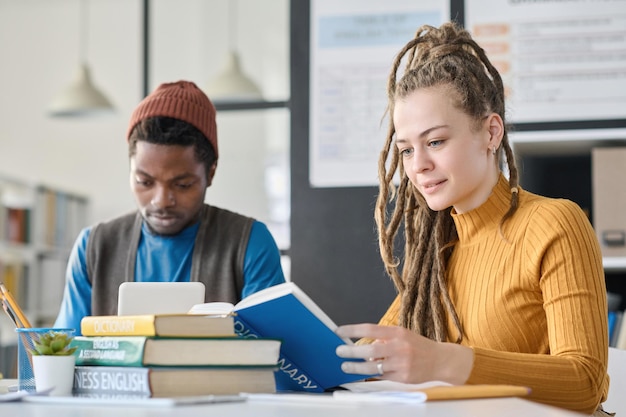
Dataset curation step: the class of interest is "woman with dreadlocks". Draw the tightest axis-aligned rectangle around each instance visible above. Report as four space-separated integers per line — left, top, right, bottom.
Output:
335 22 610 415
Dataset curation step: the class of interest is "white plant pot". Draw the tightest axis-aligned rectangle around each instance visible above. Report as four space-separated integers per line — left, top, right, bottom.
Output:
32 355 76 396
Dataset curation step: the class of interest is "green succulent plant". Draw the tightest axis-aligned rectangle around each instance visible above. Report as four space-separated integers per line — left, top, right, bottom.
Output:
29 331 77 356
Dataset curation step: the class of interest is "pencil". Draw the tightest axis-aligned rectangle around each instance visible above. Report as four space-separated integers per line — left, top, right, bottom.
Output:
2 297 27 328
1 298 20 327
0 283 31 328
418 384 531 401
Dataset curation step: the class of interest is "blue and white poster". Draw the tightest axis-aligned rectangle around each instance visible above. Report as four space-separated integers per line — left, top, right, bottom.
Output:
309 0 449 187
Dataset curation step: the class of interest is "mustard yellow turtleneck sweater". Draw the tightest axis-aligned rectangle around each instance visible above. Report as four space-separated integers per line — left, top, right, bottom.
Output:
378 175 609 414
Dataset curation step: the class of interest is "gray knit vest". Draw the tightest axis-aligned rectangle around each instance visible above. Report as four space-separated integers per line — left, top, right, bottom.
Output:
86 204 254 316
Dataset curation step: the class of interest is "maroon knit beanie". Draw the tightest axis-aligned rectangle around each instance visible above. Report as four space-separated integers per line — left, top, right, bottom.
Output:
127 80 218 158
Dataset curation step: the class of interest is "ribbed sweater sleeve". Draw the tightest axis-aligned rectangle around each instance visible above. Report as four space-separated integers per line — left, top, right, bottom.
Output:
376 176 609 415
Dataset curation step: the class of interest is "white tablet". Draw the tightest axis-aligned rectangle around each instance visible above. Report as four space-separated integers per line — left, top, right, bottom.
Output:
117 282 206 316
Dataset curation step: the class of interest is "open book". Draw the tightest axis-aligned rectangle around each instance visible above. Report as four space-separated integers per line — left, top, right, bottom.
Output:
338 380 530 401
189 282 369 392
244 381 530 404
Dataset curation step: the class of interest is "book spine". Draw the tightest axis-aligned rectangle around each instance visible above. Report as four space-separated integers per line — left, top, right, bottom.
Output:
234 316 324 393
73 365 152 396
74 392 152 400
71 337 147 367
81 316 158 336
610 311 623 347
615 308 626 349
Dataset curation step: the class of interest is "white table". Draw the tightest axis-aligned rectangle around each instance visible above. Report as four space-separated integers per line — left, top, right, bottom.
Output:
0 392 585 417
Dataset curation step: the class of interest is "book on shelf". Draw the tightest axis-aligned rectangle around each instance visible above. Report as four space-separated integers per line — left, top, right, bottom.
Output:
5 207 30 244
80 313 236 337
44 188 56 246
73 365 277 397
189 282 370 393
0 259 29 309
609 310 624 347
71 335 281 367
34 186 88 249
609 311 626 349
609 311 619 344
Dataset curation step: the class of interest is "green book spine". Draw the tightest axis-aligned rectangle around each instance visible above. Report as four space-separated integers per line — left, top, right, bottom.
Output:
71 336 147 367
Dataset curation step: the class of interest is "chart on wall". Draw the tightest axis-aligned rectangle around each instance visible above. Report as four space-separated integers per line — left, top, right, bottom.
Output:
309 0 449 188
466 0 626 126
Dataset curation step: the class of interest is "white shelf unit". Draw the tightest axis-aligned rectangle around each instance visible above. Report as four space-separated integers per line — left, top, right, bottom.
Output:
603 258 626 273
0 175 90 327
1 175 90 378
511 130 626 275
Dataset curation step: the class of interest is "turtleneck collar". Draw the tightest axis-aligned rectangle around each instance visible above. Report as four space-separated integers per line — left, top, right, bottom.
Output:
451 174 514 243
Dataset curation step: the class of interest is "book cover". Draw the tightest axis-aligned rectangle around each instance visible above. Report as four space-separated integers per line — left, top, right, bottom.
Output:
71 335 281 367
73 365 277 397
233 316 325 392
80 313 235 337
191 282 370 392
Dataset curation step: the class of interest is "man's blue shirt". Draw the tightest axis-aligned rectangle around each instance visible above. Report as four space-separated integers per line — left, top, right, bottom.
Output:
54 220 285 334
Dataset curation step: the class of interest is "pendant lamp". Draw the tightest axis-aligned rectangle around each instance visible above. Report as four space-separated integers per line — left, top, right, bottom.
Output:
204 0 262 102
48 0 114 116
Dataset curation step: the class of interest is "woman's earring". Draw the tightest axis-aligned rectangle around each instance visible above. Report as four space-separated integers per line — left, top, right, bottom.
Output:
491 147 497 155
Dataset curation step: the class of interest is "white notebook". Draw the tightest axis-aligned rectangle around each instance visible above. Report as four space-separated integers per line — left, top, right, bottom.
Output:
117 282 206 316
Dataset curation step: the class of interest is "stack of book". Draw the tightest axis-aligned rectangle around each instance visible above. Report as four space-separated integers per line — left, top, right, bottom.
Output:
70 313 281 398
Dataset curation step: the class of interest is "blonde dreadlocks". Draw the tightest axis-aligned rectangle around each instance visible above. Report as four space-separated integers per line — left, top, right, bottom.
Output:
375 22 520 343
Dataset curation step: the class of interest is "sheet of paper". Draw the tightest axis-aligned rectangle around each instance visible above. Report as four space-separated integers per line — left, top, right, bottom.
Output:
0 391 30 402
22 394 246 407
340 380 531 401
333 390 428 404
341 380 451 392
244 392 338 404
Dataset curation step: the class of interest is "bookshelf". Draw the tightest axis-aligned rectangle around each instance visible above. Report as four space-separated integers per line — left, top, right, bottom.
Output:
512 132 626 270
0 174 90 376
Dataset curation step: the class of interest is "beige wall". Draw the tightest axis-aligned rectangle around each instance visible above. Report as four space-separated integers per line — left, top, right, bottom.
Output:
0 0 290 247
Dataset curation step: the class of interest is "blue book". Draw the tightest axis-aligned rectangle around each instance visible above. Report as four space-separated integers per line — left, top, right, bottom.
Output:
608 311 617 343
190 282 370 392
609 310 624 347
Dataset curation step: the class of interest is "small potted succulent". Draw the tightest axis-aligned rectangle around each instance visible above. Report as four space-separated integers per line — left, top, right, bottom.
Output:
29 330 77 396
31 331 77 356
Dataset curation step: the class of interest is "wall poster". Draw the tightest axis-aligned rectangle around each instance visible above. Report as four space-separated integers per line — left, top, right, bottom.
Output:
309 0 449 187
466 0 626 126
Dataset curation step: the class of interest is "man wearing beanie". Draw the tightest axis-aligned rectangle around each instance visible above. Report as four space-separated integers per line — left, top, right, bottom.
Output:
54 81 285 333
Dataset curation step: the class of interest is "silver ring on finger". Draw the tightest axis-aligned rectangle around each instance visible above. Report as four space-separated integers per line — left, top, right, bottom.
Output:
376 360 384 375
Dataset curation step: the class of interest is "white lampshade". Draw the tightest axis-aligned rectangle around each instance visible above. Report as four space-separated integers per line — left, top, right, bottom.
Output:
48 63 114 116
205 51 263 102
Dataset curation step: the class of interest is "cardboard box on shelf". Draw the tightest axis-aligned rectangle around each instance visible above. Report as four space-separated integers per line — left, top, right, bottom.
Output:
592 147 626 258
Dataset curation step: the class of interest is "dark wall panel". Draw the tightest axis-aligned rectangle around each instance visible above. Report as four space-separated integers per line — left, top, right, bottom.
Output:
289 0 396 326
288 1 467 325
